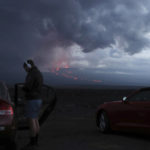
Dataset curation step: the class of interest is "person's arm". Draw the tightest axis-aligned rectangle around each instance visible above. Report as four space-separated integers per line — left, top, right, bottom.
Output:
23 74 34 92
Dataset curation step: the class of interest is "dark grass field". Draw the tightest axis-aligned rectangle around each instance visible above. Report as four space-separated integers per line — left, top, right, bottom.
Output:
7 87 150 150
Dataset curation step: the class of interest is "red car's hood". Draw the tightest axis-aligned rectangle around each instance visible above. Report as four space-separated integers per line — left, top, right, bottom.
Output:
104 100 122 105
97 100 122 111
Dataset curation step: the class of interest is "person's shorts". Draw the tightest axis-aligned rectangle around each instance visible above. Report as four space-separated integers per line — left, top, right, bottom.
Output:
25 99 42 119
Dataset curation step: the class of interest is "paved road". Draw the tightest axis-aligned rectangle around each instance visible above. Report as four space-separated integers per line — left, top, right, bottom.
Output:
17 106 150 150
15 88 150 150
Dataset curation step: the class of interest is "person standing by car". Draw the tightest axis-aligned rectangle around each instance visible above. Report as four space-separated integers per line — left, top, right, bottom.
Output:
23 59 43 148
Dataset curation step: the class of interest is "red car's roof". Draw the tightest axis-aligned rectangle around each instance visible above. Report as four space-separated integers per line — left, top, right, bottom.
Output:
0 98 10 105
140 87 150 91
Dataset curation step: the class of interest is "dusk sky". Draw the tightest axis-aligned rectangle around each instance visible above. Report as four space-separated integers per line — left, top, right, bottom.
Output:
1 0 150 86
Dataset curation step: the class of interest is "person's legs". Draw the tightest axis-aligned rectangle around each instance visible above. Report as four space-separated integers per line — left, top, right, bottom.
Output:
35 119 40 133
25 118 37 147
24 100 42 147
34 99 42 142
28 118 37 137
35 119 40 144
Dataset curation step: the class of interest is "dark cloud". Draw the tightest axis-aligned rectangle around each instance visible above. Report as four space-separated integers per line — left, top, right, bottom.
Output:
0 0 150 74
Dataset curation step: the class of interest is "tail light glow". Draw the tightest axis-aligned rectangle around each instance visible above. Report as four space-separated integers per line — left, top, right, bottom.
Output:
0 105 13 115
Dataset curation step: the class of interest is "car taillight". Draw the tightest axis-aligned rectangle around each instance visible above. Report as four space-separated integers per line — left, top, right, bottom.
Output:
0 105 13 115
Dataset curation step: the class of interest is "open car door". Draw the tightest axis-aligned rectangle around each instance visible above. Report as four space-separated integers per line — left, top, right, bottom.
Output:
14 83 57 130
0 81 11 103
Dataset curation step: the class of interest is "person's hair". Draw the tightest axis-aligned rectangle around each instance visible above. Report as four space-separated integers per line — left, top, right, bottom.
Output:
27 59 34 67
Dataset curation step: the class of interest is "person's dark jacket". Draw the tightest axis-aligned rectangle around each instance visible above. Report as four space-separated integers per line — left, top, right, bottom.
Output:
23 66 43 100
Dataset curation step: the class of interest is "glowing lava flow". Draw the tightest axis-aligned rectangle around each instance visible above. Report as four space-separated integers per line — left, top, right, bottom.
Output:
50 58 79 80
51 67 102 84
50 57 102 83
51 67 79 80
93 80 102 83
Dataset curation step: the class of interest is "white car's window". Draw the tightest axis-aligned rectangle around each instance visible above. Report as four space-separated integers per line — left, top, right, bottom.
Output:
0 81 11 102
128 90 150 102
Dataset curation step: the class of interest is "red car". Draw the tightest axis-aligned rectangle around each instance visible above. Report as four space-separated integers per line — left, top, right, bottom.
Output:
0 82 57 150
0 82 16 149
96 87 150 134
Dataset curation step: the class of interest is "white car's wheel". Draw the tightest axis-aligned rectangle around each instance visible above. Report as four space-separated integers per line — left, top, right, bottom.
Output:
98 111 110 133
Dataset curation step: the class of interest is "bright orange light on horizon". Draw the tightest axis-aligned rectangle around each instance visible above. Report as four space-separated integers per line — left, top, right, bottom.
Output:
93 80 102 83
50 55 102 84
50 67 102 84
74 77 78 80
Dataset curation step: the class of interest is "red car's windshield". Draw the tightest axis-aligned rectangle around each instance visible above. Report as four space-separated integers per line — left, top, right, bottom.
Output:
0 81 11 103
127 89 150 102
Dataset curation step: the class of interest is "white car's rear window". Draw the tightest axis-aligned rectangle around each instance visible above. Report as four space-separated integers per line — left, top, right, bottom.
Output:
0 81 11 102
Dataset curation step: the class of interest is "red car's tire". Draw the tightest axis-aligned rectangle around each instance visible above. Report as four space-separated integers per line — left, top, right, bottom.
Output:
97 111 110 133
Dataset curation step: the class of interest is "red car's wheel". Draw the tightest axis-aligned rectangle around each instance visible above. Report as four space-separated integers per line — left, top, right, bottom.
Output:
97 111 110 133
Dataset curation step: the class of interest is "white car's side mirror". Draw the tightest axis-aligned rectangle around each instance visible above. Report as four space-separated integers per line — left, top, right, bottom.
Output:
123 96 127 101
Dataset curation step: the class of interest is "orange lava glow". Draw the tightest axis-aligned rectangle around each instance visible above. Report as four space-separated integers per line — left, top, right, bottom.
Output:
51 57 71 76
93 80 102 83
74 77 78 80
54 59 70 71
50 58 102 84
